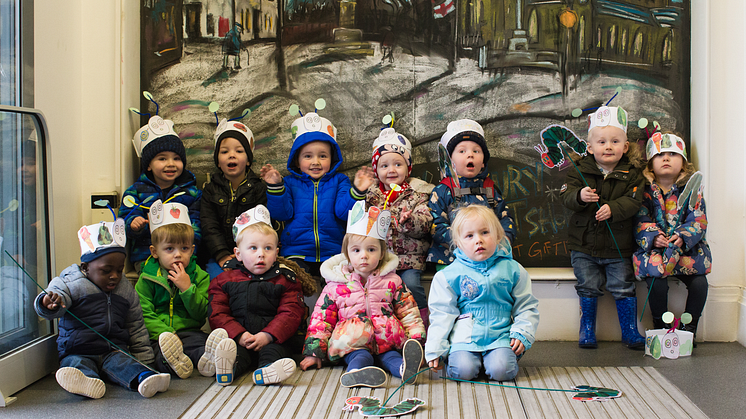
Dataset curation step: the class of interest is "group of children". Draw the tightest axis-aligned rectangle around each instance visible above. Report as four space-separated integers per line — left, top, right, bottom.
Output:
34 101 710 400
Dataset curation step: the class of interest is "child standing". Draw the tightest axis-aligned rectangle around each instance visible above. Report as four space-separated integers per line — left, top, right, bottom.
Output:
425 205 539 382
260 111 375 277
300 200 425 388
119 115 202 272
428 119 515 267
633 133 710 338
367 127 433 324
34 220 170 399
559 106 646 349
136 200 214 379
208 205 316 386
201 118 267 279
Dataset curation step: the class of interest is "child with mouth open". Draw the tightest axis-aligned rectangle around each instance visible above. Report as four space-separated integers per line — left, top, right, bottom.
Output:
427 119 515 269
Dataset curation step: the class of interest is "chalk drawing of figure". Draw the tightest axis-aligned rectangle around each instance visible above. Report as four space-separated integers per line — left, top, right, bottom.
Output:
222 22 243 70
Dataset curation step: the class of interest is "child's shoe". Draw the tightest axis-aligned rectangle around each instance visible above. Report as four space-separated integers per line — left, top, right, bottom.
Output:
340 366 388 388
252 358 296 385
214 337 237 386
138 372 171 398
159 332 193 379
55 367 105 399
616 297 645 350
400 339 424 385
198 328 229 376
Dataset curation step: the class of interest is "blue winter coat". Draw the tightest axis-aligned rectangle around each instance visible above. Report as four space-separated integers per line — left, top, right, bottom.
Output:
425 243 539 362
632 182 712 279
266 133 364 262
427 167 516 265
34 264 154 364
118 171 202 263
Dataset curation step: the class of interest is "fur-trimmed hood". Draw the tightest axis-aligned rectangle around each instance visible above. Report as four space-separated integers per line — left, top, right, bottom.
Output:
320 252 400 284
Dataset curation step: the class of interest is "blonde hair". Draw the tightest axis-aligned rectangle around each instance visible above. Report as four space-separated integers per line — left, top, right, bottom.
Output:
151 223 194 246
450 204 505 250
580 127 643 168
235 222 278 246
342 233 389 271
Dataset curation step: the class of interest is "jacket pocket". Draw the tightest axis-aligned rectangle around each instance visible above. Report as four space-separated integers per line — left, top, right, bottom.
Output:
568 214 589 245
449 315 473 344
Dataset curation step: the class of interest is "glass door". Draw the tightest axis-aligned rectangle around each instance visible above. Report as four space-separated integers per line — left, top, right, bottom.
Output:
0 106 57 407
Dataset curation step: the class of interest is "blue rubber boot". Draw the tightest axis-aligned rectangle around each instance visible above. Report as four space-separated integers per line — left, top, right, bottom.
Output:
578 297 598 349
615 297 645 349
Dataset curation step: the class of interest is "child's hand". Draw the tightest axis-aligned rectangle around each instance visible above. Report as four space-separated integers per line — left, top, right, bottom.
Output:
260 164 282 184
595 204 611 222
42 291 64 310
399 209 412 224
245 331 272 351
300 356 322 371
428 358 443 371
668 234 684 249
353 166 376 191
653 233 669 248
168 263 191 292
218 255 235 271
510 338 525 356
579 187 599 203
131 216 148 232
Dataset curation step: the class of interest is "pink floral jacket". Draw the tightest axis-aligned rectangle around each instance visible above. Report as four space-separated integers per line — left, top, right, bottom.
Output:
302 253 426 362
366 178 434 271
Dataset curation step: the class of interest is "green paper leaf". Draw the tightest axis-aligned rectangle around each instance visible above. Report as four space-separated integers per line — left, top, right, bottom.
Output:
651 335 662 359
617 107 627 127
128 107 140 114
382 115 392 125
681 312 692 325
123 195 137 208
662 311 675 324
638 118 648 128
349 202 365 224
241 108 251 118
93 199 109 207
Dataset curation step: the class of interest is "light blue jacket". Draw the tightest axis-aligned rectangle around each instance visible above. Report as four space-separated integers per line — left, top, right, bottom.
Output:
425 243 539 362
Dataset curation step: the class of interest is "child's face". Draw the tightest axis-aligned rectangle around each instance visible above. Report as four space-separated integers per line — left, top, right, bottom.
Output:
297 141 332 180
150 241 194 272
347 235 383 278
651 152 684 180
587 126 628 171
217 137 249 180
82 252 126 292
376 153 408 190
451 140 485 178
234 231 279 275
457 217 497 262
148 151 184 188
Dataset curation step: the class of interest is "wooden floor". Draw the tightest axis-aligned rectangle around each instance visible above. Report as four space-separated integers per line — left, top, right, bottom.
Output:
180 366 708 419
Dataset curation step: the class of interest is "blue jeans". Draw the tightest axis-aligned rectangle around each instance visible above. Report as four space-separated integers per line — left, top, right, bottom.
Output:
60 351 151 391
398 269 426 309
343 349 403 378
447 348 518 381
571 251 635 299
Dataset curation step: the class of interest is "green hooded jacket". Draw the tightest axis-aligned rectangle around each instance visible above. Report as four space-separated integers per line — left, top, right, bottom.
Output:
136 256 210 340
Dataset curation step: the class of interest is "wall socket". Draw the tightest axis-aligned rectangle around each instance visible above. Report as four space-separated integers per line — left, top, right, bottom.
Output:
91 192 119 223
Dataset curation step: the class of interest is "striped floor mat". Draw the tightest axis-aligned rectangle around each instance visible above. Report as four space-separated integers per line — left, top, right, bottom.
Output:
180 366 708 419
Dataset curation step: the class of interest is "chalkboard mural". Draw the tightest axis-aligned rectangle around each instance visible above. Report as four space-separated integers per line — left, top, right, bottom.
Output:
140 0 690 267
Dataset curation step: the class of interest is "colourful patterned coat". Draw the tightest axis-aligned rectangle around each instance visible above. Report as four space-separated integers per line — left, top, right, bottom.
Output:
632 182 712 279
366 178 434 271
303 253 426 362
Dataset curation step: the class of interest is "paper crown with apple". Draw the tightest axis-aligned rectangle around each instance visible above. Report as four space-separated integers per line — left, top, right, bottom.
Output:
148 199 191 233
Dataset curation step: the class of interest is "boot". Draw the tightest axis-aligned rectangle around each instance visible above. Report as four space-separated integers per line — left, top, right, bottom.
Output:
682 317 699 348
616 297 645 349
578 297 598 349
419 308 430 331
652 317 667 330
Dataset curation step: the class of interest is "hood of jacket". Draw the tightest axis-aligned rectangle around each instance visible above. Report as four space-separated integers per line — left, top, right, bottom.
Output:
286 132 344 181
320 252 400 284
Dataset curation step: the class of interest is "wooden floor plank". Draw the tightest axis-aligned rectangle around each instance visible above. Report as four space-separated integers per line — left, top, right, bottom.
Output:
522 367 560 419
515 368 547 419
550 366 594 419
629 366 698 419
199 375 251 419
603 367 658 418
425 370 446 419
258 370 306 419
536 367 579 419
588 367 643 419
642 367 709 419
565 366 615 419
179 382 228 419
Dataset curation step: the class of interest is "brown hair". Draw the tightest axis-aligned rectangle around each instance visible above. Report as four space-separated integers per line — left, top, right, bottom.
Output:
341 233 389 271
235 222 278 246
642 156 697 186
151 223 194 246
450 204 505 250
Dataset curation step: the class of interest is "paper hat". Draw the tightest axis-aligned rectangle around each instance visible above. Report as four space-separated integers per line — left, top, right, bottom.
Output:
291 112 337 143
214 118 255 166
132 116 179 158
372 128 413 174
439 119 490 163
588 106 628 134
646 132 687 161
148 199 191 234
79 219 126 262
346 200 391 240
232 204 272 241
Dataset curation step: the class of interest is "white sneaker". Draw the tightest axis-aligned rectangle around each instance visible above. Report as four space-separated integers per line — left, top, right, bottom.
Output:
252 358 296 385
198 328 229 376
159 332 193 379
55 367 105 399
214 338 237 386
138 373 170 398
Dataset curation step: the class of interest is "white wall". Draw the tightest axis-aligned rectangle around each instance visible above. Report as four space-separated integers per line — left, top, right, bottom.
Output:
33 0 746 342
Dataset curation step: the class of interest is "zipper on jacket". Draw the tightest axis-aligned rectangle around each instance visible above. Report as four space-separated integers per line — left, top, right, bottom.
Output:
169 296 175 328
106 294 113 343
154 266 176 327
313 180 320 262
